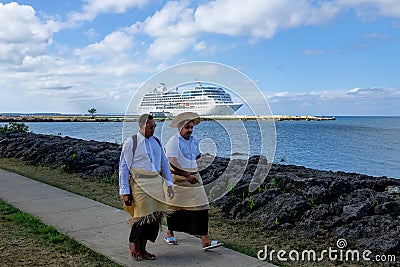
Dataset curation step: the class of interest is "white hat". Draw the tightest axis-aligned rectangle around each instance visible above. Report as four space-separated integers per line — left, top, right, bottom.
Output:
170 112 201 128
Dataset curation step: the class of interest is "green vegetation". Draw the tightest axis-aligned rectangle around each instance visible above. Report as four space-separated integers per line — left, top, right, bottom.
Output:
104 172 119 184
88 107 97 118
257 184 268 194
309 197 318 209
70 152 78 160
0 122 29 133
0 199 121 266
247 195 255 210
270 177 279 188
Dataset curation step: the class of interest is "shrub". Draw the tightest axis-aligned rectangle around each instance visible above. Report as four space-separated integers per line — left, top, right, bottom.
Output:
0 122 29 133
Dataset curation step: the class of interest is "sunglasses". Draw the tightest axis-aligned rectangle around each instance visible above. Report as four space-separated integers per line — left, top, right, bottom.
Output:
147 124 157 130
184 125 194 129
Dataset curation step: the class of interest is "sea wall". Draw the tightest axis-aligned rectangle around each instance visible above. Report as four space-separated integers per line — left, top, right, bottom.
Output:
0 114 335 122
0 132 399 257
0 132 120 180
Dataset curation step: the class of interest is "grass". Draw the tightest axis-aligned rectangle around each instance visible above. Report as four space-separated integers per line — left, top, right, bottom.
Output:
0 158 382 267
0 199 121 266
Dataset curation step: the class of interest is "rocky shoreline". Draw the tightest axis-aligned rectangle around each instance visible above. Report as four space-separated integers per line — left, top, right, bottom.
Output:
0 114 335 122
0 132 399 260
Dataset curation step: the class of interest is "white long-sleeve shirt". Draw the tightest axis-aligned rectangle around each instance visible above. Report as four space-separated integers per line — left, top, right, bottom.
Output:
118 132 173 195
165 132 200 169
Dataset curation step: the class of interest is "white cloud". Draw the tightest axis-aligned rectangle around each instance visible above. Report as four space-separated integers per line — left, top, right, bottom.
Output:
345 87 388 99
194 0 339 38
146 36 196 61
68 0 150 23
117 0 400 61
84 28 100 39
302 49 325 56
84 0 149 13
140 1 196 37
75 31 134 61
363 32 387 40
2 1 400 115
267 87 400 103
267 87 400 115
0 2 60 63
127 0 341 61
134 1 198 60
272 91 290 98
338 0 400 18
193 41 206 51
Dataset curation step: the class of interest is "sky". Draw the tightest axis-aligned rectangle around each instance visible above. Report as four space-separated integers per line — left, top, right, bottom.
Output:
0 0 399 116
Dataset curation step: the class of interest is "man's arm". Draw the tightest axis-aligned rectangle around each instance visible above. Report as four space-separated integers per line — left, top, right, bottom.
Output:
160 146 173 187
119 140 133 205
159 147 174 199
169 157 198 184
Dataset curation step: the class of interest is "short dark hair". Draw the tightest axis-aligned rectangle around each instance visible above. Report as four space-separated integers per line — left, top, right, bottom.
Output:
138 114 153 125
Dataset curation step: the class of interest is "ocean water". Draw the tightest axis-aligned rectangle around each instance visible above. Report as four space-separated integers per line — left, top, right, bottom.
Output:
1 116 399 179
273 116 400 179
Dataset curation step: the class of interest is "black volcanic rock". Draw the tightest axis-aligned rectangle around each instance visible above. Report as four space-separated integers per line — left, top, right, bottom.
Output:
1 131 399 258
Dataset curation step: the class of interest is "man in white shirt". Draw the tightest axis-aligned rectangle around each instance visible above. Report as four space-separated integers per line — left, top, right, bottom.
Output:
164 112 222 250
119 114 174 261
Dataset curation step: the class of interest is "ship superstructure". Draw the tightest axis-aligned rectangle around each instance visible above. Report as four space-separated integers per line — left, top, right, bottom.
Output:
137 82 243 116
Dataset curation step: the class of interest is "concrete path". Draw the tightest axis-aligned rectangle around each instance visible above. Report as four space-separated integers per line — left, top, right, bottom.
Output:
0 169 276 267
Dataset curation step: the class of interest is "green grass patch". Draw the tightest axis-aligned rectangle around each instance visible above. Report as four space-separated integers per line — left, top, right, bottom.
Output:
0 199 121 266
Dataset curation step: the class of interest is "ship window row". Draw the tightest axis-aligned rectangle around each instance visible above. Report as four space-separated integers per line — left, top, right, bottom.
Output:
141 99 212 104
182 92 227 97
152 106 208 110
140 102 211 107
141 100 211 104
142 98 228 104
145 91 230 98
152 105 209 110
142 96 198 101
142 95 232 101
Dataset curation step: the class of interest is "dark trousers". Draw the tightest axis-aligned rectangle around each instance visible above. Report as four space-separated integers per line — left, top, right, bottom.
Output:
167 209 208 236
129 220 160 243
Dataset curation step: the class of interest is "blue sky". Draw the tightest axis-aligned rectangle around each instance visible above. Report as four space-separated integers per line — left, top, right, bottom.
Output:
0 0 399 116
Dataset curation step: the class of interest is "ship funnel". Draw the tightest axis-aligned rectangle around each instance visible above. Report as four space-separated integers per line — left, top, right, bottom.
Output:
155 83 167 93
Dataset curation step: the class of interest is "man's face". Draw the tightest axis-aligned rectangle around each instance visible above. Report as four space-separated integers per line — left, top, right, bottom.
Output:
179 121 194 140
142 119 156 138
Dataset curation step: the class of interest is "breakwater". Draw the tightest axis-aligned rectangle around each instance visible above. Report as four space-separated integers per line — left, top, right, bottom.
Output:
0 114 335 122
0 132 398 260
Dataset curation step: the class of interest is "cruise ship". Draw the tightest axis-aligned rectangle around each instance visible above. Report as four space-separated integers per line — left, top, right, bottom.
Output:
137 82 243 116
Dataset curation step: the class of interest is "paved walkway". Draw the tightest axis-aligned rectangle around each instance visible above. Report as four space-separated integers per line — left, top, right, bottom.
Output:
0 169 275 267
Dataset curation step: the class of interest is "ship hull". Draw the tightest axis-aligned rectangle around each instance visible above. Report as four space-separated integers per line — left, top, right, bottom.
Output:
138 103 242 116
201 103 242 115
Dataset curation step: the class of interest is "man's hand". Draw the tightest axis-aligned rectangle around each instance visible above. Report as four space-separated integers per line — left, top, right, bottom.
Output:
187 174 199 184
123 194 133 206
167 186 174 199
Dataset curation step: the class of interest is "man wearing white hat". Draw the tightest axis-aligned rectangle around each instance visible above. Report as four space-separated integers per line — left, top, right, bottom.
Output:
164 112 223 250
